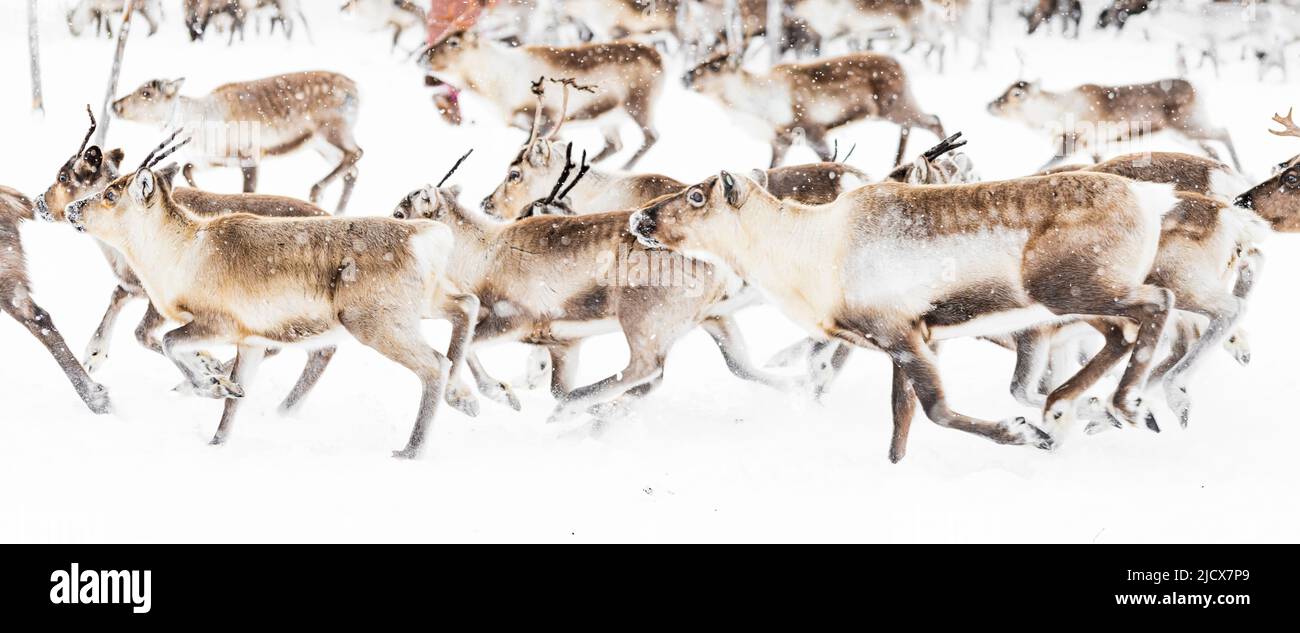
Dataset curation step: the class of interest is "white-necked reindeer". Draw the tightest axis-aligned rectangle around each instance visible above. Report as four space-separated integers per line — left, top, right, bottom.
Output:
111 71 363 213
63 134 477 458
420 30 666 168
630 162 1189 459
683 51 945 167
37 108 334 403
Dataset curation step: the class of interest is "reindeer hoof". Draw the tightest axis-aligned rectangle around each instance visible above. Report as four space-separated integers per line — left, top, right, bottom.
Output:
84 383 113 415
83 347 108 374
481 381 521 411
208 435 227 446
445 384 480 417
391 447 420 460
209 376 244 399
1007 416 1054 450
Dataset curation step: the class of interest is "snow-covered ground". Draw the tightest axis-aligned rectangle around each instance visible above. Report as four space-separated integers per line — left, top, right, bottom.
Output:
1 1 1297 543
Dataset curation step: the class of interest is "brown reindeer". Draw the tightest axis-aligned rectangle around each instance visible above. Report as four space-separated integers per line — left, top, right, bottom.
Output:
392 159 802 422
1039 152 1249 202
420 31 666 168
0 187 111 415
1022 0 1082 38
683 51 944 167
111 71 363 213
988 78 1242 171
1235 109 1300 233
62 134 478 457
38 110 333 405
630 167 1186 457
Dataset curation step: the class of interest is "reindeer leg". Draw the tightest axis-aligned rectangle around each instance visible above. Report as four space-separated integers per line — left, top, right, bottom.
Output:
310 125 363 213
161 320 244 399
210 345 267 446
1163 294 1245 428
241 164 258 193
548 342 580 400
874 326 1054 449
348 319 451 460
463 352 521 411
894 124 911 167
589 120 625 165
83 284 135 373
770 131 793 168
804 126 835 162
439 291 481 417
522 345 551 390
277 346 338 414
621 93 659 169
2 290 112 414
1009 328 1050 408
889 363 917 463
700 315 804 392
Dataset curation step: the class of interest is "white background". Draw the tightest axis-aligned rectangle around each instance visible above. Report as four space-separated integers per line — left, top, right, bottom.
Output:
1 0 1297 542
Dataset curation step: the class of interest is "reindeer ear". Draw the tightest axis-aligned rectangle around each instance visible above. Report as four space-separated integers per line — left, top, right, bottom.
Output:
719 170 750 208
951 154 974 180
106 148 125 169
445 184 462 200
163 78 185 96
83 146 103 168
906 156 931 184
131 170 155 205
749 168 769 190
156 163 181 186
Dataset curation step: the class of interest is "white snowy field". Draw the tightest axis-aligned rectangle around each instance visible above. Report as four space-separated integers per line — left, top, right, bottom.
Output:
1 1 1298 543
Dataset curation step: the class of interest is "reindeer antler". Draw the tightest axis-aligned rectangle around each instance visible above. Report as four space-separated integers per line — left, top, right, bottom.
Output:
921 132 968 161
545 77 597 141
138 129 191 171
1269 108 1300 138
437 149 473 187
524 76 547 147
545 143 577 205
831 139 857 163
79 105 98 156
557 149 590 201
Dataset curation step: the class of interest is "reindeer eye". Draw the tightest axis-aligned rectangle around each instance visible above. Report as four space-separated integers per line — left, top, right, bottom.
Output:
105 190 118 203
393 210 406 219
1285 172 1299 187
509 170 521 182
448 38 460 48
1011 89 1024 98
141 89 152 99
688 190 706 206
59 173 69 183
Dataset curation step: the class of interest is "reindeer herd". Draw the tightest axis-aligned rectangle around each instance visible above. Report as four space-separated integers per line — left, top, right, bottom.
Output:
5 1 1298 462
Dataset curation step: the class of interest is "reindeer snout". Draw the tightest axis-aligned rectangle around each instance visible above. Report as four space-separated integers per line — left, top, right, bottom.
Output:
65 199 89 232
111 99 123 116
629 209 660 246
1234 191 1254 210
34 195 53 222
480 196 495 214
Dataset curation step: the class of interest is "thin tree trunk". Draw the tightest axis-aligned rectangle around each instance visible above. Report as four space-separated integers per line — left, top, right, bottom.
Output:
723 0 742 62
28 0 43 113
95 0 139 146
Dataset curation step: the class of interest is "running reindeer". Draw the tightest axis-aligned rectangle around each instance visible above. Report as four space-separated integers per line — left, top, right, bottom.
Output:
1 187 112 415
110 71 363 213
988 78 1242 171
682 51 945 167
482 77 872 219
630 163 1192 458
420 30 666 168
392 151 804 422
63 132 478 458
38 108 334 404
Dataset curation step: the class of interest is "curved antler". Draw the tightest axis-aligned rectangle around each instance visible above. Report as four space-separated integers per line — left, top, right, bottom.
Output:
437 149 473 187
1270 108 1300 138
545 77 597 141
558 150 590 201
78 104 97 156
545 143 576 205
524 76 547 147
